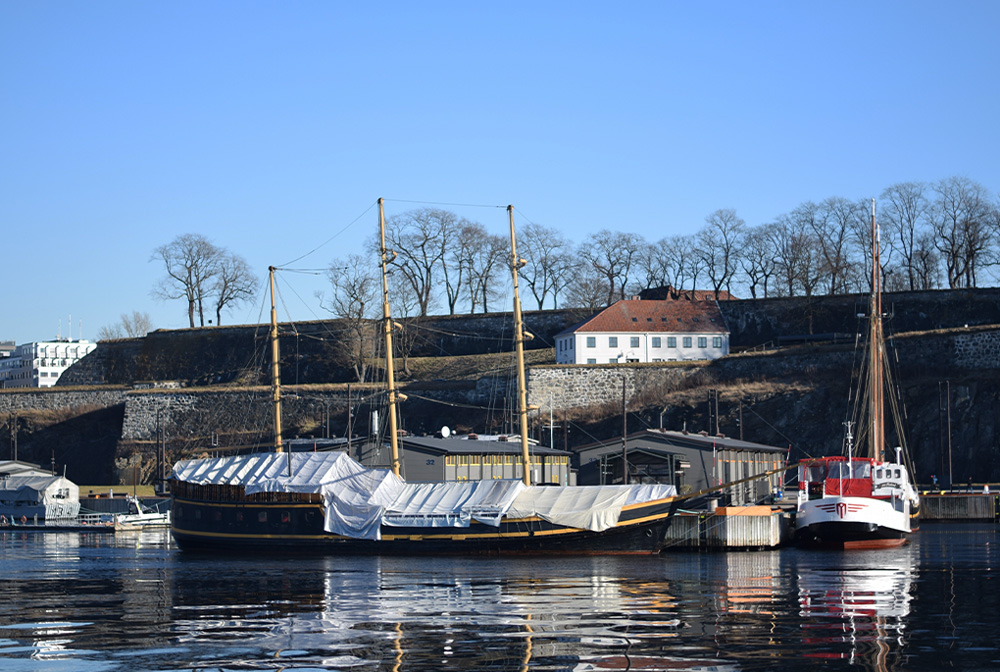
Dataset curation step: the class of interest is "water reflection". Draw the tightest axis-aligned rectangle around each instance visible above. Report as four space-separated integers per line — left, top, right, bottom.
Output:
1 527 999 670
165 555 729 670
797 545 917 671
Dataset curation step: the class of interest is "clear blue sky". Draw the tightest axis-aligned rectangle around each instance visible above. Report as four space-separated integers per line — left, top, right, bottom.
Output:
3 1 998 344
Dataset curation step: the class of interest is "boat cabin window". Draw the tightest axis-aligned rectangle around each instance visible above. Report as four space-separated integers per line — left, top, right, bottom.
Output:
827 462 850 479
810 461 872 481
828 461 872 479
800 464 828 482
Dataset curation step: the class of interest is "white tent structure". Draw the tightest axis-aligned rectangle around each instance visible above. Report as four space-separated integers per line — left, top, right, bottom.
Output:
0 461 80 522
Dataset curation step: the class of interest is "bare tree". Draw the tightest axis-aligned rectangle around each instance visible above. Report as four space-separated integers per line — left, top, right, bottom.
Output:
390 284 424 378
519 222 573 310
212 253 258 326
632 240 667 293
767 213 820 296
810 198 860 295
97 311 154 340
548 256 578 310
563 262 611 311
318 254 379 382
912 231 942 290
466 230 508 313
580 230 645 305
881 182 931 290
384 209 452 316
655 235 702 295
739 224 777 299
445 218 480 314
698 209 745 298
632 236 696 295
931 176 996 288
151 234 223 327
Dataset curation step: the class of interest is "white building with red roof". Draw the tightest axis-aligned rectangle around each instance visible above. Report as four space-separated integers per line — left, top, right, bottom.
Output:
554 298 730 364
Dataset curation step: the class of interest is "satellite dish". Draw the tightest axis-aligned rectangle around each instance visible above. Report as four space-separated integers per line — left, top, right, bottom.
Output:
440 425 451 438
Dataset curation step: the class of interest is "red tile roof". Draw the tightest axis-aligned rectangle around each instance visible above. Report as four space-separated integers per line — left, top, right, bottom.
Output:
561 299 729 335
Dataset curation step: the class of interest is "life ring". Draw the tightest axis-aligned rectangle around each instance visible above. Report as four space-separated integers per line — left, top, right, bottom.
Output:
20 516 27 525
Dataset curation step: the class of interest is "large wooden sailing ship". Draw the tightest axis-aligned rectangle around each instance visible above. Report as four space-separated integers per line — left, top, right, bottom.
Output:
169 200 680 555
793 201 921 549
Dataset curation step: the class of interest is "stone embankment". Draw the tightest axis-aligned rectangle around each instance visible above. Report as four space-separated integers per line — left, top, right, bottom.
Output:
953 329 1000 368
56 287 1000 389
527 325 1000 413
8 325 1000 443
0 388 128 414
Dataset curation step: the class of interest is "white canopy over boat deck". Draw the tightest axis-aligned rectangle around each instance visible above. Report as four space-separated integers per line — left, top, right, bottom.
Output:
171 452 677 540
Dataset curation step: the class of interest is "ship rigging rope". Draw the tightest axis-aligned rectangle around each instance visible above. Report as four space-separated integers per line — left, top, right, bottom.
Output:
278 200 378 267
383 198 507 210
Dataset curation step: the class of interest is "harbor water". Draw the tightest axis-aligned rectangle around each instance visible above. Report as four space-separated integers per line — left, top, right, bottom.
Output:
0 523 997 671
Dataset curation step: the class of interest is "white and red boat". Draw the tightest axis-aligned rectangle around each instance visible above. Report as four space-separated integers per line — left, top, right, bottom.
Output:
795 452 919 549
794 202 920 550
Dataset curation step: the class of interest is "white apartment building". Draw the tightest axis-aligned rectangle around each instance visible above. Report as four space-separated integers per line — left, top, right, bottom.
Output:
554 298 730 364
0 339 97 388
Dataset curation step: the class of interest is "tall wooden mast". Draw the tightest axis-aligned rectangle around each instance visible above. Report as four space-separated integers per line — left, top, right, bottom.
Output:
268 266 283 453
508 205 533 486
868 199 884 462
378 198 402 477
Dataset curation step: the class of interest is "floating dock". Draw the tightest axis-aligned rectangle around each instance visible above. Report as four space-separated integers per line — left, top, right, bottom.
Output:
920 493 998 521
0 521 115 533
663 506 792 551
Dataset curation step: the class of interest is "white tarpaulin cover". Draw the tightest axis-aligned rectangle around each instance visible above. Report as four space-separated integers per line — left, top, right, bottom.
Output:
171 452 677 539
0 474 81 519
384 479 526 528
508 483 677 532
624 483 678 505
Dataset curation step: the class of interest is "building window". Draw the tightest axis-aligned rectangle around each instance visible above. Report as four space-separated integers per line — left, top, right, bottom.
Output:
586 358 597 364
609 358 618 363
586 337 596 348
609 337 618 348
630 337 640 348
713 336 722 348
683 337 692 348
651 337 661 348
667 337 677 348
698 337 707 348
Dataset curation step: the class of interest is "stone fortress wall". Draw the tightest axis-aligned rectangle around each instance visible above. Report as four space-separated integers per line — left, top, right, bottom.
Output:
4 324 998 442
